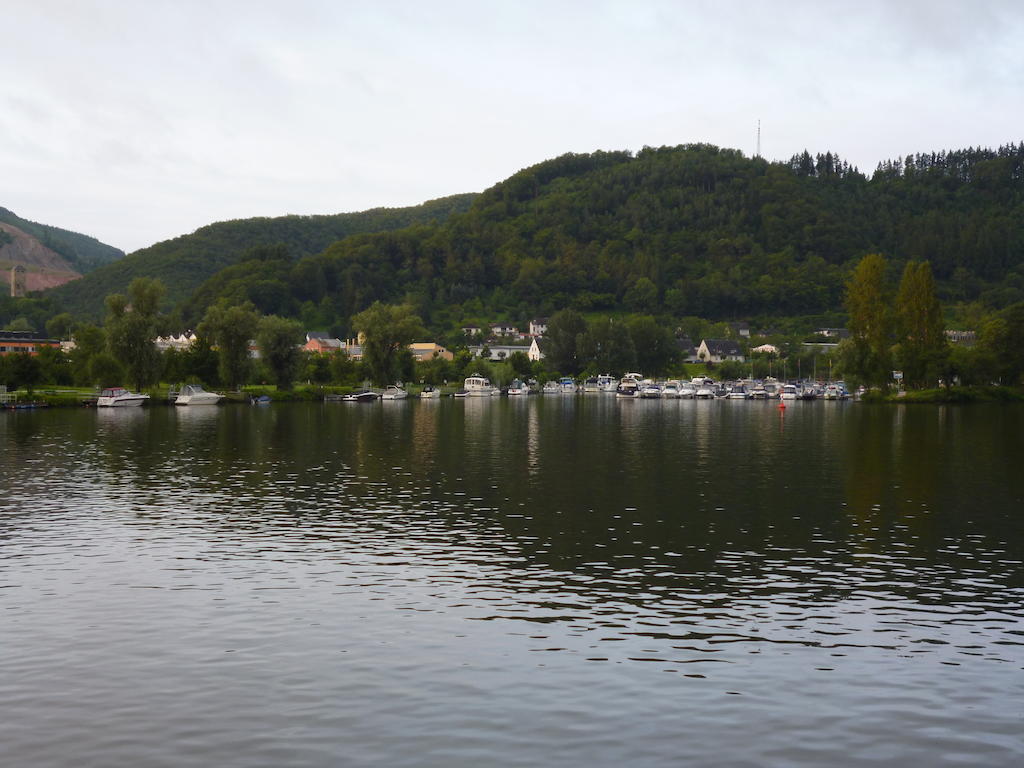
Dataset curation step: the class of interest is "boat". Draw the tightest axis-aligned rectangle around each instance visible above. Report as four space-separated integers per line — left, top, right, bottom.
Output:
678 382 696 399
640 382 662 399
96 387 150 407
780 384 799 400
749 383 769 399
172 384 224 406
507 379 529 396
662 380 681 398
615 376 640 399
694 380 716 399
381 385 408 400
558 377 577 394
419 385 441 399
541 380 560 395
597 373 618 392
453 389 468 398
726 384 749 399
582 377 601 393
822 384 850 400
464 374 496 397
343 390 379 403
250 394 272 405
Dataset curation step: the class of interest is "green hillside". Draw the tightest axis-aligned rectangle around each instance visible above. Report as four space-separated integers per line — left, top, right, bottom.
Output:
47 193 477 321
0 207 125 273
189 142 1022 334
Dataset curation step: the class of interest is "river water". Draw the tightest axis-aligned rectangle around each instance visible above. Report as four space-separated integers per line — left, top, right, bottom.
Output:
1 398 1022 767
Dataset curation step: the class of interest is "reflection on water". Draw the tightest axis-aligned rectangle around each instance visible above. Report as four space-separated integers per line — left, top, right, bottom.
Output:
1 399 1022 767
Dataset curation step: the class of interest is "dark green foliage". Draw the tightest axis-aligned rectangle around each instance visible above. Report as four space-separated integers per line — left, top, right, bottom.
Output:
0 207 124 273
47 194 477 321
200 301 260 390
256 315 304 390
351 302 424 385
105 278 165 391
544 309 588 375
979 302 1024 384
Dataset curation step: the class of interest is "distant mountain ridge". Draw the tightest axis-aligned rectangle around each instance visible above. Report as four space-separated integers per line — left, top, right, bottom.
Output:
47 193 478 321
0 207 124 274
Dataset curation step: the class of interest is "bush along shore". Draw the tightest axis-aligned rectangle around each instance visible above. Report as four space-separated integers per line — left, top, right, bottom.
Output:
860 386 1024 404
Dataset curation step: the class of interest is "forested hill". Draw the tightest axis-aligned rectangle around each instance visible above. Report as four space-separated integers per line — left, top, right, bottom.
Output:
47 193 477 321
0 207 124 274
221 142 1021 333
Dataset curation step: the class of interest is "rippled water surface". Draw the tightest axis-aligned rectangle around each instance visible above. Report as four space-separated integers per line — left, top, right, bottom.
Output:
2 398 1022 767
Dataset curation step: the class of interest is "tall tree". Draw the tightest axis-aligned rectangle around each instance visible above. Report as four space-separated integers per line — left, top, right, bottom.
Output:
544 309 587 375
627 315 678 375
350 302 424 385
577 317 636 374
105 278 165 391
256 315 304 390
201 301 260 390
894 261 947 388
844 253 892 387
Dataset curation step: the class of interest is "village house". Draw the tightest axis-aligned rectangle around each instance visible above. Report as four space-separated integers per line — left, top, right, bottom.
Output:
461 324 482 338
470 344 532 361
697 338 745 363
814 327 849 339
489 322 520 337
528 318 548 336
0 330 59 356
408 342 454 362
528 337 546 361
945 330 977 345
676 336 700 364
729 322 751 338
304 332 344 354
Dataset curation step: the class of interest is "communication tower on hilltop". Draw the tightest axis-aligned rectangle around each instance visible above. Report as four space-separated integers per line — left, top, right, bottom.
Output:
756 120 761 159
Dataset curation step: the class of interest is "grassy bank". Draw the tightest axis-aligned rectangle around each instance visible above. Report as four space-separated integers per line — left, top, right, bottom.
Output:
861 386 1024 404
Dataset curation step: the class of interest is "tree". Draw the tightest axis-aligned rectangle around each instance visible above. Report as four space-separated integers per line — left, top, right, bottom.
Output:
105 278 165 391
627 315 678 375
894 261 947 388
69 325 106 386
350 302 424 385
544 309 587 375
979 302 1024 384
45 312 76 340
200 301 260 390
624 277 658 313
844 254 892 387
577 317 636 373
89 353 126 387
3 351 42 394
256 315 304 390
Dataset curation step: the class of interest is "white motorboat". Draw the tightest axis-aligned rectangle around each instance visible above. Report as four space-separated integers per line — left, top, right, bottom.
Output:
694 381 716 399
616 377 640 398
780 384 799 400
726 384 749 399
662 380 681 398
558 377 577 394
419 385 441 399
173 384 224 406
343 390 379 403
640 382 662 399
507 379 529 396
582 377 601 393
97 387 149 407
678 382 696 399
597 373 618 392
381 385 408 400
464 374 495 396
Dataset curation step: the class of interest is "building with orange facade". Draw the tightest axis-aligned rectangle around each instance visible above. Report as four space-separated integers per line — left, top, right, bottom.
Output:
0 331 60 356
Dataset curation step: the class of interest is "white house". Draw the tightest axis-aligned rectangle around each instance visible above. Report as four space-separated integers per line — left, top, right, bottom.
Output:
697 338 745 363
529 318 549 336
469 344 531 361
528 337 546 361
490 322 519 337
751 343 780 355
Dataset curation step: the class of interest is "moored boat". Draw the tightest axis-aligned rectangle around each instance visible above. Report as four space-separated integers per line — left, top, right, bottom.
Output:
381 385 409 400
97 387 150 407
419 385 441 399
172 384 224 406
465 374 496 397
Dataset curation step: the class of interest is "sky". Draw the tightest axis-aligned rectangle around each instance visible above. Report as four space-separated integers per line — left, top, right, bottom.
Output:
2 0 1022 254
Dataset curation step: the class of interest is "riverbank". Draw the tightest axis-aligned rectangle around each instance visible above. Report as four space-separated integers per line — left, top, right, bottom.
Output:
860 385 1024 404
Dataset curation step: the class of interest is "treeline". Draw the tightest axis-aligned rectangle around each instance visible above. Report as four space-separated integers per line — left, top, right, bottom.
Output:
45 193 478 321
150 142 1024 340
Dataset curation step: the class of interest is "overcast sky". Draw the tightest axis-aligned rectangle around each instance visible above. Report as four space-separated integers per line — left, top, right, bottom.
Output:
2 1 1022 254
